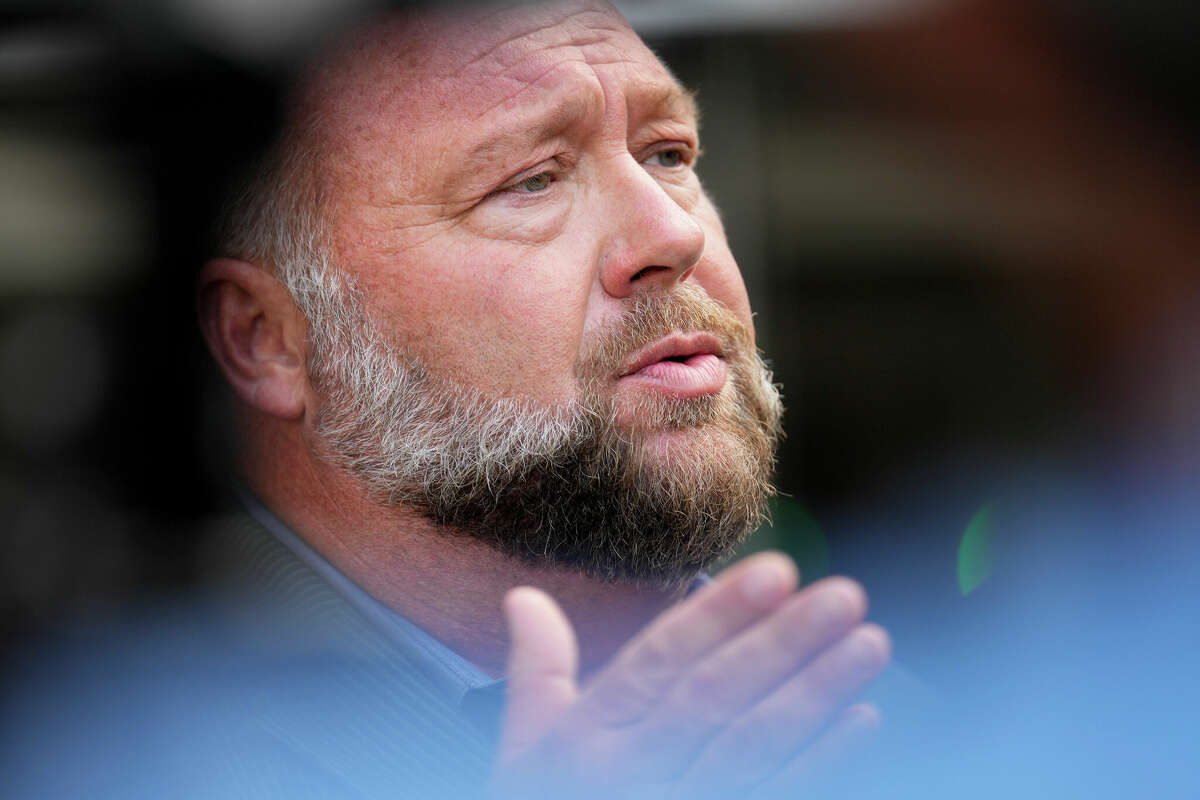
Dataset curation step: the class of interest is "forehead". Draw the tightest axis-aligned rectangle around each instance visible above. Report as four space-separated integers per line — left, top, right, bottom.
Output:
300 1 691 196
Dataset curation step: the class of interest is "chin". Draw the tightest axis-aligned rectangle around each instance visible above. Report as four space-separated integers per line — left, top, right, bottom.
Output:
612 383 726 430
632 424 738 463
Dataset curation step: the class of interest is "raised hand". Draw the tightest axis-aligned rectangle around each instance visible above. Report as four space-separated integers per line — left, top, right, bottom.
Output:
491 552 891 799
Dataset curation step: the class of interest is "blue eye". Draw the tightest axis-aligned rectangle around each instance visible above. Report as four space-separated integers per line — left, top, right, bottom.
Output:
514 172 553 192
651 149 684 168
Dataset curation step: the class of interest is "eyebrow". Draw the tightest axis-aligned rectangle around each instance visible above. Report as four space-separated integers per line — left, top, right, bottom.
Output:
446 79 699 195
446 87 598 193
636 83 700 130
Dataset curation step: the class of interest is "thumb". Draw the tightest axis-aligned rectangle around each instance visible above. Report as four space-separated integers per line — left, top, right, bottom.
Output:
498 586 580 762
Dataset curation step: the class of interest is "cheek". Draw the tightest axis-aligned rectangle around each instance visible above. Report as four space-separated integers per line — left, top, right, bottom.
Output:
364 243 592 402
691 217 755 335
697 252 753 326
467 197 572 245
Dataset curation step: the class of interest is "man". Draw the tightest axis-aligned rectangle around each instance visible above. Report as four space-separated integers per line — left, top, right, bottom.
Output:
193 1 890 796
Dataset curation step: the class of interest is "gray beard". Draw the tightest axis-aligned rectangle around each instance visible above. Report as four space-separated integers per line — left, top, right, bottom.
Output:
308 282 783 587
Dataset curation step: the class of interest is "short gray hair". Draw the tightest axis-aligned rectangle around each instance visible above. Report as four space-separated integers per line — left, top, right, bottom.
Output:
215 130 356 379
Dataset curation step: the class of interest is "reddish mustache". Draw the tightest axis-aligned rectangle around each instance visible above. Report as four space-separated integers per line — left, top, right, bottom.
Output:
578 288 750 383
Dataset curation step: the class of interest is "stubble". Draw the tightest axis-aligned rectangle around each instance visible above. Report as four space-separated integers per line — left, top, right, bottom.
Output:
310 281 783 586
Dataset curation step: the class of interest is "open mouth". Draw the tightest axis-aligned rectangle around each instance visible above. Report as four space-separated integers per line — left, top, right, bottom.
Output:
619 332 728 397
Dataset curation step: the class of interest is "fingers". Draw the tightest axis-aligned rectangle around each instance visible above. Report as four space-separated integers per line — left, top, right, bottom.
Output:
750 703 882 799
639 577 869 761
493 562 891 800
673 623 891 796
498 587 580 762
574 552 798 728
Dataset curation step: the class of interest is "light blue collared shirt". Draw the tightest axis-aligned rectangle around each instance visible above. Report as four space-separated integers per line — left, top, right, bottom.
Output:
240 490 501 710
239 489 715 739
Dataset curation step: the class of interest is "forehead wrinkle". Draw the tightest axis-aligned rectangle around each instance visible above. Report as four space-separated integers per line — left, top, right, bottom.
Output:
303 4 685 208
444 4 630 79
440 81 597 195
468 54 600 125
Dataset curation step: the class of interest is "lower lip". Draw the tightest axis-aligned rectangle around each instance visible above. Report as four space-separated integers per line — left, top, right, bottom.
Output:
621 353 727 397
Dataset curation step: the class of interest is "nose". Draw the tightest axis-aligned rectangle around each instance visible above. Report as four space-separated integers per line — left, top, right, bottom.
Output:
597 158 706 299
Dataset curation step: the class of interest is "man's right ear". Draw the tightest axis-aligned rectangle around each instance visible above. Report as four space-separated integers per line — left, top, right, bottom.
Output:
197 258 309 420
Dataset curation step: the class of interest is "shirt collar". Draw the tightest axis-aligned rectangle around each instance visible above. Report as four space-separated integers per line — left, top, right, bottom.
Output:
238 488 712 740
239 489 499 706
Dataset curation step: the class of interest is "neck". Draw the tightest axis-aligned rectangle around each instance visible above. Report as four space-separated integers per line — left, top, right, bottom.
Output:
246 435 681 677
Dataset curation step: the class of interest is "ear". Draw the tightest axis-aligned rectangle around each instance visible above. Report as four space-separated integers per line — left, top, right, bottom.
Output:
197 258 309 420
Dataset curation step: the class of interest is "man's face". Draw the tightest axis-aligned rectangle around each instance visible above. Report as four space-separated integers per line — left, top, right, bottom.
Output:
316 1 752 424
300 1 782 582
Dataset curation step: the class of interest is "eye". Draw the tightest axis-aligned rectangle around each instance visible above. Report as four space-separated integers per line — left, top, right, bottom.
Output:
648 148 685 168
510 171 553 193
484 157 570 206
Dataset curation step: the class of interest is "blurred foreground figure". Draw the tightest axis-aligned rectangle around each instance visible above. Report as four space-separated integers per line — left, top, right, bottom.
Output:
3 3 890 798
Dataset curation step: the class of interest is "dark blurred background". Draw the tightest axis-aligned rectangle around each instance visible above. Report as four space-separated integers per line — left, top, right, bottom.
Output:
2 0 1198 752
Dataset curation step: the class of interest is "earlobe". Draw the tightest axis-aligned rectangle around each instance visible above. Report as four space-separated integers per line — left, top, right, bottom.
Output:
197 258 308 420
